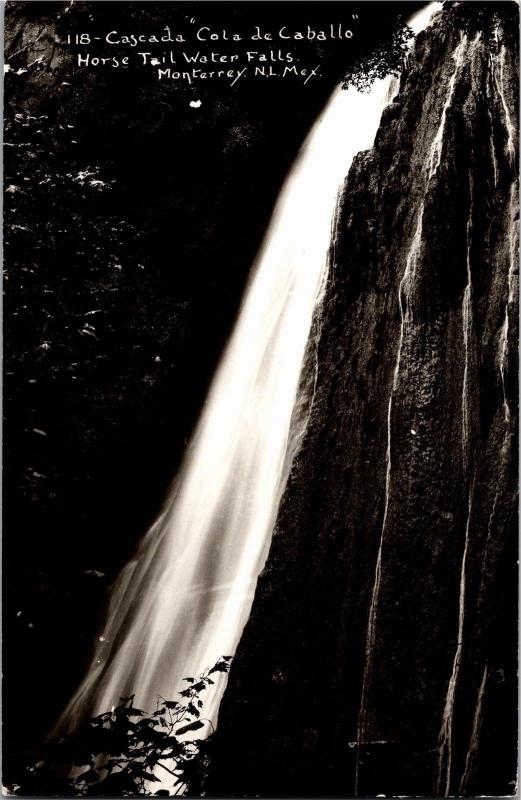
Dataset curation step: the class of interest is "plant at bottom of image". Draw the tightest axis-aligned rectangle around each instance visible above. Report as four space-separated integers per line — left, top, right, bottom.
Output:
8 657 232 797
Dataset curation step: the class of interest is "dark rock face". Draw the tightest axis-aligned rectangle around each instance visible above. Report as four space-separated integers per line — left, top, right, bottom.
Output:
210 6 518 797
0 0 446 768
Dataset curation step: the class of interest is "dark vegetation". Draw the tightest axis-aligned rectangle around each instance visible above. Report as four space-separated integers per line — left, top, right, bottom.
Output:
442 0 519 49
342 1 519 92
342 19 413 91
5 658 231 796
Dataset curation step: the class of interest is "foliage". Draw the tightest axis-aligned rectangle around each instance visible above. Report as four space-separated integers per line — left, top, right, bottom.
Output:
7 658 232 797
342 22 414 92
4 60 187 525
341 2 517 93
4 90 176 405
441 1 519 51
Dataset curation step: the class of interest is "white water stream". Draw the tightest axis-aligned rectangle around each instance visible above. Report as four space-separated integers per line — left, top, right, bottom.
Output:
59 29 421 759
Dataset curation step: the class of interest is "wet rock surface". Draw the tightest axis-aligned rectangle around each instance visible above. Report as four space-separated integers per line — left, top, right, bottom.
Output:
210 6 519 796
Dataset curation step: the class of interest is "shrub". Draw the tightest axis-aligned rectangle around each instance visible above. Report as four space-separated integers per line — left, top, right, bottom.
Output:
8 657 232 797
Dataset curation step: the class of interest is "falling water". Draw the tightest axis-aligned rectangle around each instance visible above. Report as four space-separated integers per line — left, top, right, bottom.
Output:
493 46 516 165
498 183 519 423
477 182 519 701
428 36 469 179
482 183 519 583
487 64 499 188
435 38 517 796
435 186 475 797
459 664 488 795
480 35 519 582
434 39 487 797
461 182 474 470
354 23 466 793
455 60 518 795
58 42 412 768
435 488 473 797
355 200 424 790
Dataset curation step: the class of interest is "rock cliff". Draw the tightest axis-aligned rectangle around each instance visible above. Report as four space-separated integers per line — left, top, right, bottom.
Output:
210 4 519 796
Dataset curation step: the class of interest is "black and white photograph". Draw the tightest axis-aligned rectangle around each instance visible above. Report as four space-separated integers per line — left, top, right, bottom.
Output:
2 1 519 796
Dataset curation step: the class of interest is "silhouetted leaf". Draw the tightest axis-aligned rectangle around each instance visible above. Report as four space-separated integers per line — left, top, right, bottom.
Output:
209 661 230 675
175 720 204 736
8 660 226 795
187 702 200 718
159 737 184 756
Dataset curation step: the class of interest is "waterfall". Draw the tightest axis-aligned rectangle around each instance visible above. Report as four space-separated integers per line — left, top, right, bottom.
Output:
434 489 473 797
480 115 518 620
465 158 518 800
494 46 516 165
487 66 499 188
355 200 425 793
461 182 474 470
498 183 519 423
434 189 474 794
58 39 412 759
428 36 469 179
459 664 488 795
435 36 518 796
355 21 465 793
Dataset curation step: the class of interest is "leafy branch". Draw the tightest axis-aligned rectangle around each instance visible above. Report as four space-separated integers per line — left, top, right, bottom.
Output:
8 657 232 797
342 21 414 92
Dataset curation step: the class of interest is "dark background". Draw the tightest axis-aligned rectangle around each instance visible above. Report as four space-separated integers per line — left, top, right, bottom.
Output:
3 0 424 767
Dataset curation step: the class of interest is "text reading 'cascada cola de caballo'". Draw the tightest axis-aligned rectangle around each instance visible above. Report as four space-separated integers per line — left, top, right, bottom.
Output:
62 21 359 86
